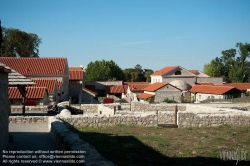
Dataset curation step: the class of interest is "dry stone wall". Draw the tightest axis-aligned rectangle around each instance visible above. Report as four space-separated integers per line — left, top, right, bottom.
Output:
9 116 49 123
158 111 175 124
178 104 250 128
11 105 48 113
58 112 158 127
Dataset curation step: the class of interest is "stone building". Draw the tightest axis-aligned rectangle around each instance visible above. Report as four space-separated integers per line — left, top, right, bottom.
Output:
31 78 60 103
0 63 34 161
8 87 49 105
150 65 223 86
69 67 84 104
138 82 182 102
189 85 242 102
0 57 69 101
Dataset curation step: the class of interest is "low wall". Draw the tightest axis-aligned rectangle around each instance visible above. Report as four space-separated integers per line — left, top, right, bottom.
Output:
9 116 49 123
58 112 158 127
11 105 48 113
49 118 114 166
158 111 175 124
117 102 186 112
178 104 250 128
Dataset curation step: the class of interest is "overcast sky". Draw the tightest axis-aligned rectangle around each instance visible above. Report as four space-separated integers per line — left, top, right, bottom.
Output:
1 0 250 72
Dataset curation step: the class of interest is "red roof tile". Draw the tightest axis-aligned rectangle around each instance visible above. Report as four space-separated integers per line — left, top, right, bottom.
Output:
8 87 46 99
143 83 168 92
109 85 128 93
221 83 250 91
0 57 67 76
189 70 198 74
151 66 178 76
57 80 62 89
69 67 84 80
189 85 235 95
128 84 149 92
138 93 155 99
30 78 57 93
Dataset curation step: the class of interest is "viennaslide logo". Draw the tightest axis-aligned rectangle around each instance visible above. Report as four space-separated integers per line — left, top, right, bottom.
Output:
219 146 247 165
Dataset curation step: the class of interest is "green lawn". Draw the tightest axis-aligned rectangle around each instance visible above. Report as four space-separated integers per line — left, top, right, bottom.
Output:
70 125 250 166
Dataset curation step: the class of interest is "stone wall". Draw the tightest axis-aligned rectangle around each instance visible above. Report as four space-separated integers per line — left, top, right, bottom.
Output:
11 105 48 113
155 85 182 102
120 102 186 112
0 72 9 162
178 104 250 128
58 112 158 127
158 111 175 124
49 118 114 166
9 116 49 123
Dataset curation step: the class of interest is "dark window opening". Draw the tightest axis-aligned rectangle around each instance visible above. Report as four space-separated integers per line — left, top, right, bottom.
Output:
175 70 181 75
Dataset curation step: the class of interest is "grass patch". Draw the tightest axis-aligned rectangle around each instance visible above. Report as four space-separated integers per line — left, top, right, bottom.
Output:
70 125 250 166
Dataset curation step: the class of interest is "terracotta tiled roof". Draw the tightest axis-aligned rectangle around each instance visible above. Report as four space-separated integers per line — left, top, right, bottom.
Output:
138 93 155 99
0 57 67 76
57 80 62 89
30 78 57 93
189 70 198 74
109 85 128 94
196 82 214 85
82 87 98 96
128 84 149 92
221 83 250 91
69 67 83 80
8 87 46 99
151 66 178 76
189 85 235 95
0 62 35 86
143 83 168 92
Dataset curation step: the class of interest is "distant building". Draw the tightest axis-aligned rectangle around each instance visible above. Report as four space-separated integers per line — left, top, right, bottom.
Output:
138 82 182 102
150 66 223 86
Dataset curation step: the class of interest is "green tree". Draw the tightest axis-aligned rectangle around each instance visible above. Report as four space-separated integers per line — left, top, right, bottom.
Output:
203 42 250 83
85 60 125 81
144 69 154 82
0 27 42 57
123 65 154 82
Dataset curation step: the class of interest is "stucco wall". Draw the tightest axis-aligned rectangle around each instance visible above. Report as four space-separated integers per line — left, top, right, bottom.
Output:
191 93 225 102
0 72 9 162
197 77 223 84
